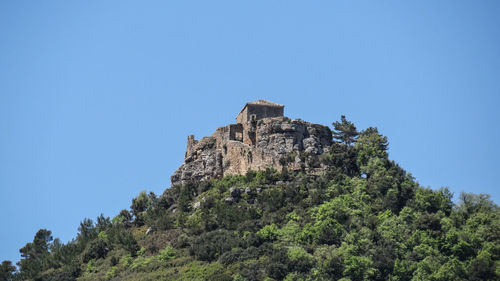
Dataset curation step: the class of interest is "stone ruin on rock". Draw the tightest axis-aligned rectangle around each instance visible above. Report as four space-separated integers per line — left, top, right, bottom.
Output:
171 100 333 186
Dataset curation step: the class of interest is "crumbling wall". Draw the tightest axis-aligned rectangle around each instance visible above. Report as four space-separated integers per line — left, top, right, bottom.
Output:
229 124 243 141
185 135 198 158
171 116 332 186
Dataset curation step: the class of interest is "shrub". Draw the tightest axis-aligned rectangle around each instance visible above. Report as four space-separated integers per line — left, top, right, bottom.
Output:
219 249 244 265
259 188 285 212
130 256 156 272
178 261 232 281
266 249 290 280
84 259 97 275
107 226 139 255
189 230 243 261
105 266 119 281
257 224 279 241
83 238 111 262
158 245 176 262
287 247 314 273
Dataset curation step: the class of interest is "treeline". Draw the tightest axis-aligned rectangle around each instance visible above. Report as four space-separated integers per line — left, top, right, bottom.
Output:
1 116 499 281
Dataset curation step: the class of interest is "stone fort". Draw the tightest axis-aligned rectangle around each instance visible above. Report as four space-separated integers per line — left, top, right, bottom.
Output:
171 100 332 186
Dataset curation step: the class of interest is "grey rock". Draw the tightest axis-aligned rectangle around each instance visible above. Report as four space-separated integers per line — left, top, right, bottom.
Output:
171 137 223 186
303 137 320 154
171 106 332 187
229 187 241 198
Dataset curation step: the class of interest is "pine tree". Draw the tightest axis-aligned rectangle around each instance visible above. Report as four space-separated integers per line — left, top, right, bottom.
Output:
332 115 358 145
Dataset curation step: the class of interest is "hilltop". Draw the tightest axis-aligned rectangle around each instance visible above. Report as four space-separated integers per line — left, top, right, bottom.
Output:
172 100 332 185
1 101 499 281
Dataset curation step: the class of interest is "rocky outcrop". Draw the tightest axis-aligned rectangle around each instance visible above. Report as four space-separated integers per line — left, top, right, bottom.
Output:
170 137 223 185
171 116 332 186
254 117 332 156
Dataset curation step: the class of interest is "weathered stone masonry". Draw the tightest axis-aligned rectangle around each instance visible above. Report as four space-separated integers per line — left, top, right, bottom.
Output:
171 100 333 186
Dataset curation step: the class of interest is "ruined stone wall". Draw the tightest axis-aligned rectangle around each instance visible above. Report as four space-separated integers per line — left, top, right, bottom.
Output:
241 121 255 146
185 135 198 158
236 108 248 124
171 116 332 186
229 124 243 141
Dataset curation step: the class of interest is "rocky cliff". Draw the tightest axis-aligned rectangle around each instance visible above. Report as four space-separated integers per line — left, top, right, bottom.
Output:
171 113 332 186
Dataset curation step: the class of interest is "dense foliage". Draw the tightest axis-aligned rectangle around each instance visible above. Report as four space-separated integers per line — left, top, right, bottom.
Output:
2 117 499 281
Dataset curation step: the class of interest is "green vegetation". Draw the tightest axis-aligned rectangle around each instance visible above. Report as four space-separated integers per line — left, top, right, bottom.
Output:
2 117 499 280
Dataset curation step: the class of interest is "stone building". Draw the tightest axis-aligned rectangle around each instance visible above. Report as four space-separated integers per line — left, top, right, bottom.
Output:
236 100 284 124
172 100 332 186
235 100 284 146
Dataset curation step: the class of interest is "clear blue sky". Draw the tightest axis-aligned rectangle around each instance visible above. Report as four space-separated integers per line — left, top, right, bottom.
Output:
1 1 499 264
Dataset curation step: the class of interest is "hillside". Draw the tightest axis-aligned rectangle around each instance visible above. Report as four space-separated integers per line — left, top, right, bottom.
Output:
1 106 499 281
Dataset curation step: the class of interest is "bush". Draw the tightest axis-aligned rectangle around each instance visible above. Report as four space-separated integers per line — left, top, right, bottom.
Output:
158 245 176 262
266 249 290 280
219 249 243 265
145 208 174 231
178 261 232 281
130 256 156 272
189 230 243 261
214 201 249 230
287 247 313 273
105 266 119 281
107 226 139 255
39 269 76 281
83 238 111 262
259 188 285 212
257 224 279 241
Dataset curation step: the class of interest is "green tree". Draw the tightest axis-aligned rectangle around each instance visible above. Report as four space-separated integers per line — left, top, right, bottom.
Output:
189 230 243 261
77 218 96 243
333 115 359 145
131 190 155 226
324 142 359 177
343 255 375 281
96 214 111 232
82 237 112 262
287 246 314 273
0 260 16 281
355 127 388 170
413 187 453 215
18 229 53 280
456 192 497 220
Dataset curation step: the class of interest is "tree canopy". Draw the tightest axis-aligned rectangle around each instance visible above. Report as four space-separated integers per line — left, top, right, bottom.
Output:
2 118 499 281
332 115 359 145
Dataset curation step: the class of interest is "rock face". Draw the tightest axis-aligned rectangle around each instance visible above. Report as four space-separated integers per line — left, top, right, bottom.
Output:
171 101 332 186
171 137 223 185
